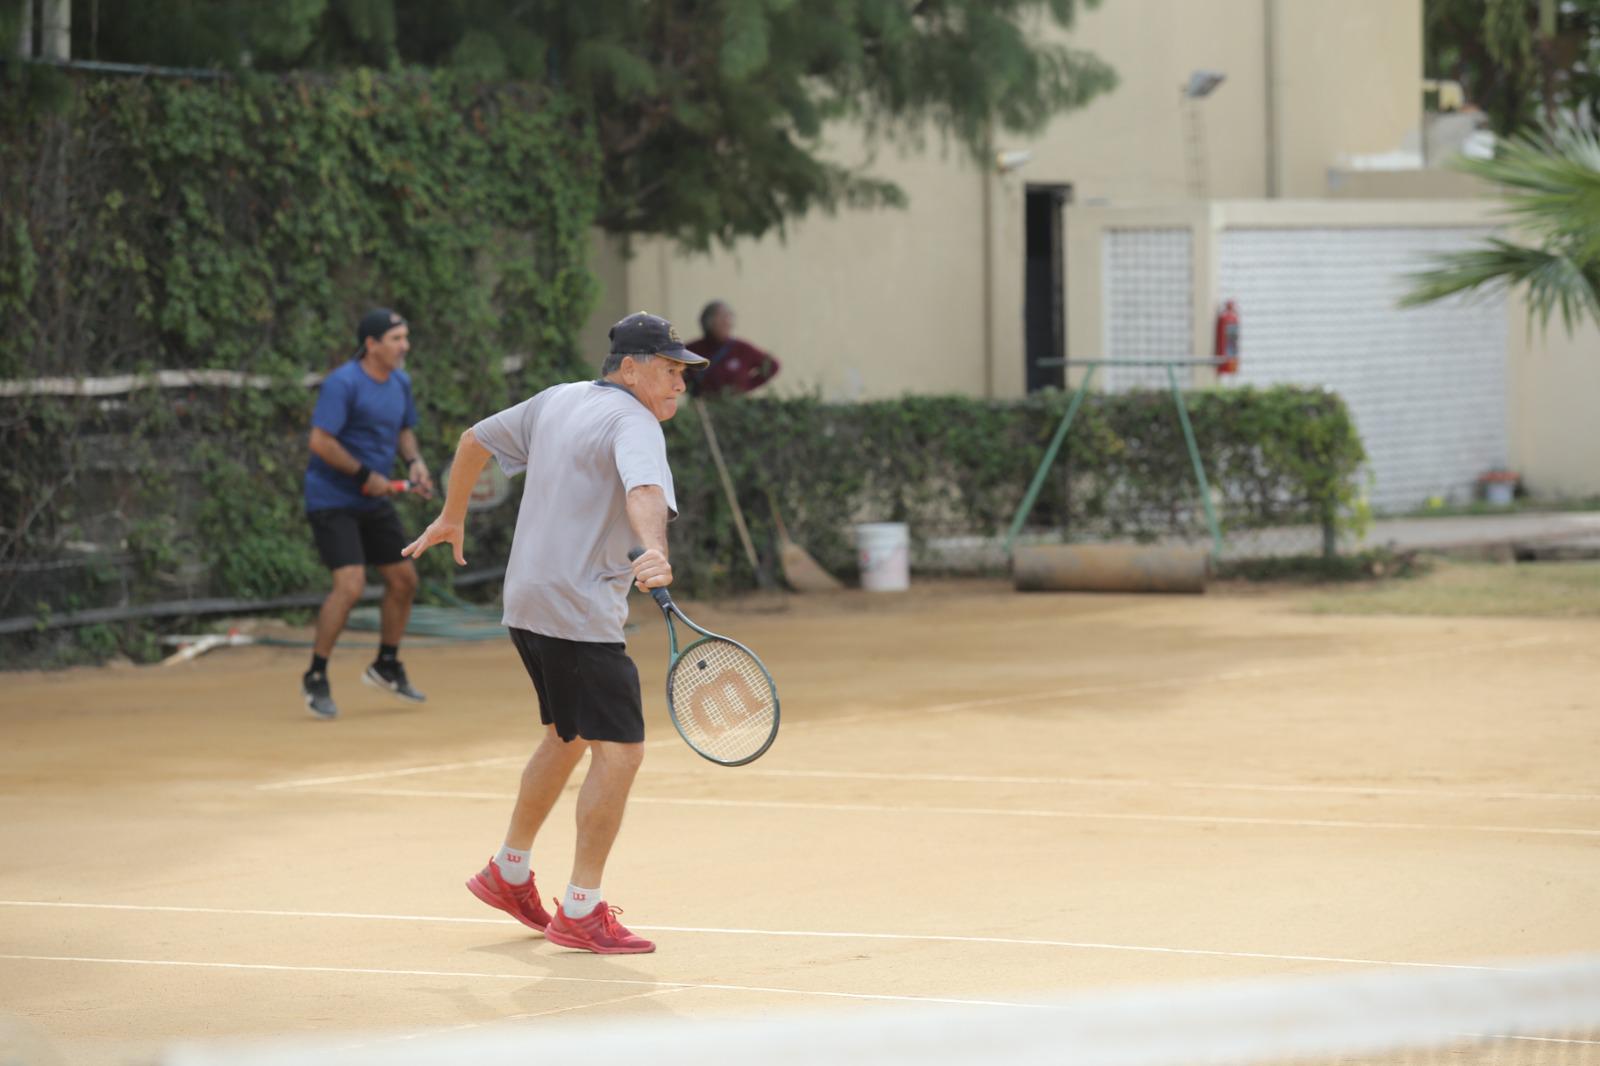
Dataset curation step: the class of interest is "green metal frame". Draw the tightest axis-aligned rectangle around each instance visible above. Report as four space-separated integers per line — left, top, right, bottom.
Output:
1004 359 1225 558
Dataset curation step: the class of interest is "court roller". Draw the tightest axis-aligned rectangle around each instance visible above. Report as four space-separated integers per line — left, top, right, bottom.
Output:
1012 543 1209 594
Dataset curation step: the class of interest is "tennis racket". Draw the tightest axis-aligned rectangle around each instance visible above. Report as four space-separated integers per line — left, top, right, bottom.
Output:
628 548 779 766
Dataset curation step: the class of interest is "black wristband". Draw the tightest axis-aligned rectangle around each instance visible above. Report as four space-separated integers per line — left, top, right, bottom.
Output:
405 455 423 467
353 464 372 485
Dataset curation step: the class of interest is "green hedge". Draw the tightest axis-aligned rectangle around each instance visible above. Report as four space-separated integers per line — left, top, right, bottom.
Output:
664 387 1367 593
0 69 597 633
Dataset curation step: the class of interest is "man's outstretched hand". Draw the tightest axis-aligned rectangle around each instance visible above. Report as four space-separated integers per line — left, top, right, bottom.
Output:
402 516 467 566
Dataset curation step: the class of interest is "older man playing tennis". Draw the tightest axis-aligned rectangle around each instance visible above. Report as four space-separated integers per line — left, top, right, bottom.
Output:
402 312 705 955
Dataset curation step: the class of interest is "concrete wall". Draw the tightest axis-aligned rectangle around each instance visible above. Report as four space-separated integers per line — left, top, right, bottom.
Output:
585 0 1427 401
611 127 992 400
1327 168 1491 200
1508 309 1600 497
1019 0 1271 203
1271 0 1425 197
576 229 631 372
1006 0 1421 202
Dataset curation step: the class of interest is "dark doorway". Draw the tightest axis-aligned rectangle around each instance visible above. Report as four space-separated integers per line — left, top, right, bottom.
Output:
1024 184 1071 393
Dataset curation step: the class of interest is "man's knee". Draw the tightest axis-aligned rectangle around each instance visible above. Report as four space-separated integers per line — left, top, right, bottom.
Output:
328 567 365 602
590 740 644 774
383 561 418 597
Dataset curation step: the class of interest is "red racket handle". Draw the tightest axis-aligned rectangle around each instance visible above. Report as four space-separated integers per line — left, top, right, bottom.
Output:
361 479 412 496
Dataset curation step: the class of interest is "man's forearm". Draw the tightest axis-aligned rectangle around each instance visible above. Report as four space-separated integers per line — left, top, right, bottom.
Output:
442 429 494 523
625 486 670 556
309 431 364 476
398 429 423 465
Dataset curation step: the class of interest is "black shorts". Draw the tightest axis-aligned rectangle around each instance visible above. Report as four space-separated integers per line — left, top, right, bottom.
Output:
307 503 408 570
509 628 644 744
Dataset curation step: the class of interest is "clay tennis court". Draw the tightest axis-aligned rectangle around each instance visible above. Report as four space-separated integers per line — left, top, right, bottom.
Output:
3 582 1597 1063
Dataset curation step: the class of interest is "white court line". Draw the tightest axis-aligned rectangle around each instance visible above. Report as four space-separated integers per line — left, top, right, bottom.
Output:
915 635 1571 716
254 634 1577 795
0 953 1044 1009
261 762 1600 805
256 739 687 792
1463 1032 1600 1046
256 755 523 791
293 786 1600 838
721 769 1600 804
261 762 1600 806
0 900 1521 972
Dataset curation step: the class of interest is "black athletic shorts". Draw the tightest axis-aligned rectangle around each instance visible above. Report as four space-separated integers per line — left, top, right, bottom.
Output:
509 628 645 744
307 502 408 570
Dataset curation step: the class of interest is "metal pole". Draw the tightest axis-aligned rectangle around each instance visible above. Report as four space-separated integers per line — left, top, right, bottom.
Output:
979 126 996 400
1167 364 1224 557
1263 0 1280 198
693 398 764 582
40 0 67 60
17 0 32 58
1005 364 1097 553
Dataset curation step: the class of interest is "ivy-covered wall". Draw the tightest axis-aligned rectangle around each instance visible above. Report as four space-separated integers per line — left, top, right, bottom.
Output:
1 70 599 634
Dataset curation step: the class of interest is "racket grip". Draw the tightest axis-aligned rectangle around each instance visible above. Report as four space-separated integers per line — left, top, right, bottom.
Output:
627 547 674 608
361 479 411 496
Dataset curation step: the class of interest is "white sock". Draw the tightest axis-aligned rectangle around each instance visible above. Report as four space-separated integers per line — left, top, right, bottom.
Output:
563 883 601 918
493 845 532 886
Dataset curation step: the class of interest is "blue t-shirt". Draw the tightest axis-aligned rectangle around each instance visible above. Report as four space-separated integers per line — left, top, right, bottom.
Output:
304 360 418 512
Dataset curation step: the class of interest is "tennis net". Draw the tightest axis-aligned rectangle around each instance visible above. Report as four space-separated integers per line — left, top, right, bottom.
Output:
163 953 1600 1066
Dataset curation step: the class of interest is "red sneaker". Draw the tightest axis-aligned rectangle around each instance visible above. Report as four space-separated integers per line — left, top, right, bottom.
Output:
545 902 656 955
465 860 552 932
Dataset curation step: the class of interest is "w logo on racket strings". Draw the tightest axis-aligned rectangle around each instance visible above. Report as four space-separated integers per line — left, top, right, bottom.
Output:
627 546 779 766
688 672 762 730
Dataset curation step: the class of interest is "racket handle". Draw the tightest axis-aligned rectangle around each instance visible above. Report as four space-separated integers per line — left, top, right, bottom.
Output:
361 479 412 496
627 547 674 609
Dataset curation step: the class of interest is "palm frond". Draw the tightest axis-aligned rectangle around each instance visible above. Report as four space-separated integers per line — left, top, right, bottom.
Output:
1407 117 1600 334
1456 117 1600 244
1402 238 1600 335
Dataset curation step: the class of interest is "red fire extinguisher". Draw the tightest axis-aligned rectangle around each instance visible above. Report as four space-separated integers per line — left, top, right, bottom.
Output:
1214 299 1240 375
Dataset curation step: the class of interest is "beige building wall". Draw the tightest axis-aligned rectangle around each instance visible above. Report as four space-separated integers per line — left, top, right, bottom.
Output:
1327 168 1490 199
1271 0 1425 197
604 127 991 400
585 0 1428 400
1508 309 1600 497
576 228 630 368
1019 0 1271 203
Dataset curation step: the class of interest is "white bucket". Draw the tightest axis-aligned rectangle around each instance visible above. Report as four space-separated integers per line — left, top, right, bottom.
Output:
1485 481 1515 506
855 522 910 592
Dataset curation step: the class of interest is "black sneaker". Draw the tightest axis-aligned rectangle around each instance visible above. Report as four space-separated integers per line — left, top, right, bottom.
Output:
363 659 426 703
302 670 339 720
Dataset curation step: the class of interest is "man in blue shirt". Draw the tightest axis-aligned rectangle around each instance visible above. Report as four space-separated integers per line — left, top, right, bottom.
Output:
302 308 432 719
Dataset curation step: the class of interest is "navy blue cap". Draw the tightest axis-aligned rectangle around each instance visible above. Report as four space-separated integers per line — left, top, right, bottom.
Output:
354 308 406 357
608 312 708 367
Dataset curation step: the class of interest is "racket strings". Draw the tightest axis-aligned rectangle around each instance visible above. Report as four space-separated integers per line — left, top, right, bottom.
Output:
669 637 776 763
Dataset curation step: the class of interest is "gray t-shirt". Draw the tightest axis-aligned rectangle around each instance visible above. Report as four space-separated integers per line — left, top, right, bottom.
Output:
472 381 677 643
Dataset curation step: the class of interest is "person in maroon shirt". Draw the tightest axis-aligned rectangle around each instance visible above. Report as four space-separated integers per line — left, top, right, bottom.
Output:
685 300 781 398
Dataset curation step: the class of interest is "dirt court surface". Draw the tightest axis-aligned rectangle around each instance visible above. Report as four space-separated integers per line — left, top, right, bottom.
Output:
2 581 1598 1063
